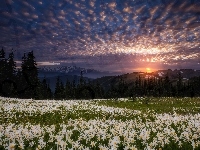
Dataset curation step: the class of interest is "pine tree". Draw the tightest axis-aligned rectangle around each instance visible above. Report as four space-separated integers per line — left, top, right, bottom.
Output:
143 79 148 96
158 77 164 97
42 78 48 98
54 76 61 100
15 69 23 98
21 51 39 98
0 47 5 58
7 51 16 78
5 51 17 97
177 72 183 97
72 79 76 99
65 79 71 99
36 78 49 99
47 84 53 99
135 77 140 97
0 48 7 83
0 48 17 97
118 76 127 98
60 81 65 99
80 71 84 86
0 48 5 96
94 81 103 99
164 74 170 96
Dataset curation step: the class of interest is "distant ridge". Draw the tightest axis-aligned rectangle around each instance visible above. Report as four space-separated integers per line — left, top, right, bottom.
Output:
38 67 200 92
38 65 121 92
38 65 121 79
92 69 200 91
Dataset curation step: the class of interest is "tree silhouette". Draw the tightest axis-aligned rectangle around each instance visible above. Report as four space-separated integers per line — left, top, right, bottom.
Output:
0 48 7 84
163 74 171 96
94 81 104 99
0 48 18 97
60 81 65 99
21 51 39 98
54 76 66 100
4 51 17 97
36 78 52 99
7 51 16 78
65 79 72 99
177 72 183 97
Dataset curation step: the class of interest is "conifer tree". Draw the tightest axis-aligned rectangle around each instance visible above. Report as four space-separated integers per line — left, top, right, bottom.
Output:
0 48 7 83
36 78 49 99
65 79 72 99
94 81 103 98
72 79 76 99
47 84 53 99
0 48 18 97
15 69 23 97
21 51 39 98
163 74 170 96
42 78 48 98
7 51 16 79
60 81 65 99
0 47 5 58
0 48 5 97
5 51 17 97
177 72 183 97
54 76 61 99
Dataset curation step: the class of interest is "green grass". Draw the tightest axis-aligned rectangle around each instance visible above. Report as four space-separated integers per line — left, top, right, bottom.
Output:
1 97 200 126
96 97 200 114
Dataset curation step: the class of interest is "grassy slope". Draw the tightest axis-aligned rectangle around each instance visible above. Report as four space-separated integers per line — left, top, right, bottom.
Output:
96 97 200 114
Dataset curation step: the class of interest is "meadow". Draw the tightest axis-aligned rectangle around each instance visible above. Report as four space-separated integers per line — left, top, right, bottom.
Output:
0 97 200 150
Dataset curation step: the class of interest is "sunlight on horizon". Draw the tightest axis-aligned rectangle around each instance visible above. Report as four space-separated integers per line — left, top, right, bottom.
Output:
146 68 152 73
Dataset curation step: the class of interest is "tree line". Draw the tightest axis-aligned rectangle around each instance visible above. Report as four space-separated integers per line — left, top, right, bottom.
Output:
53 65 200 100
1 47 200 100
118 73 200 98
0 48 52 99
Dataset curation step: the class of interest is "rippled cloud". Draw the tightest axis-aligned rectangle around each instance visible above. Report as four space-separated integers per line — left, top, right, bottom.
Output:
0 0 200 72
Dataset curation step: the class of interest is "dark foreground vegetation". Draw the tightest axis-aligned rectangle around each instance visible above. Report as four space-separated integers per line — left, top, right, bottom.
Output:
1 48 200 100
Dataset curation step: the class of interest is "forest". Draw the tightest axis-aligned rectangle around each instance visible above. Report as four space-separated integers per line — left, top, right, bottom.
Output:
1 48 200 100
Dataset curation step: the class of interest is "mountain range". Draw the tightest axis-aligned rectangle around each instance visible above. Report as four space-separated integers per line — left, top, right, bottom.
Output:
38 66 121 91
92 69 200 91
38 66 200 92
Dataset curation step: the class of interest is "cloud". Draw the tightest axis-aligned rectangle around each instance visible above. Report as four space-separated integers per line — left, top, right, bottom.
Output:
0 0 199 72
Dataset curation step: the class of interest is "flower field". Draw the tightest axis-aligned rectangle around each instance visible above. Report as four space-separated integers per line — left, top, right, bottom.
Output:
1 97 200 150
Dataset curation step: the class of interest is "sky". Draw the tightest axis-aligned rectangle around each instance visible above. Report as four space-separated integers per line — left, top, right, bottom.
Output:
0 0 200 73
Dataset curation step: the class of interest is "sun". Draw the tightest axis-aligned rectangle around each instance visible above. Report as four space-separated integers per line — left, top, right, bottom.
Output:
146 68 151 73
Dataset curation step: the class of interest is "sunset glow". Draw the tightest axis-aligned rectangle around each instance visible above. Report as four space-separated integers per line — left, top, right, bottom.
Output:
0 0 199 73
146 68 152 73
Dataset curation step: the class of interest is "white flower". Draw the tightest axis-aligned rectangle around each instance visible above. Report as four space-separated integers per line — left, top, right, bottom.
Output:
8 143 15 150
90 141 96 147
129 145 137 150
